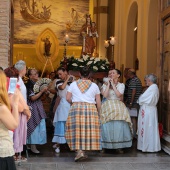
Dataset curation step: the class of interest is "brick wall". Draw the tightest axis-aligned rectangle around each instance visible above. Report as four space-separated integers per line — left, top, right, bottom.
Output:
0 0 11 69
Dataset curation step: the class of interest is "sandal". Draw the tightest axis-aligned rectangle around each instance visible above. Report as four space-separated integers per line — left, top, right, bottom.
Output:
18 156 27 162
75 150 88 162
13 155 19 162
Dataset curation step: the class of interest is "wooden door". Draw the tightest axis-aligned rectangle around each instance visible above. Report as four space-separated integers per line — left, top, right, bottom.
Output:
161 16 170 155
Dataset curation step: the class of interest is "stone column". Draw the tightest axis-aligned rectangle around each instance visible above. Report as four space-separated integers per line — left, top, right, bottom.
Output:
0 0 11 68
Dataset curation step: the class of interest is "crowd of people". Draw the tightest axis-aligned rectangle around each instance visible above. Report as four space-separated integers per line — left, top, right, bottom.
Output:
0 60 161 169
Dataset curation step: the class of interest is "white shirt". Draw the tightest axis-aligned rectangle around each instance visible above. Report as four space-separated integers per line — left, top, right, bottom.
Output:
102 82 125 100
56 80 69 99
67 81 100 104
17 76 27 102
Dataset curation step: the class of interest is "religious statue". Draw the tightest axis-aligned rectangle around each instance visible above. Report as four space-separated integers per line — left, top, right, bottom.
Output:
80 14 98 56
41 36 52 57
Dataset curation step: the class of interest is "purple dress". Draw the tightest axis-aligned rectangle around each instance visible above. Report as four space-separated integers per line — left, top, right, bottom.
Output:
13 113 27 153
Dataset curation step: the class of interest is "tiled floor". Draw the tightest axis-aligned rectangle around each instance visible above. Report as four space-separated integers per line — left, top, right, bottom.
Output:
14 119 169 169
15 131 170 170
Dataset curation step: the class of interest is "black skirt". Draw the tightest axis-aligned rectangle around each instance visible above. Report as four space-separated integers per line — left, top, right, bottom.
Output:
0 156 16 170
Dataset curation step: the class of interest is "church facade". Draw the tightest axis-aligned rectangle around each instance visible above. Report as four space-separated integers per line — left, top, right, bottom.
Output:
0 0 170 155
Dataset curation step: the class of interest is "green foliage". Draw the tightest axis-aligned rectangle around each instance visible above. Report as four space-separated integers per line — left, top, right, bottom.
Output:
60 55 110 72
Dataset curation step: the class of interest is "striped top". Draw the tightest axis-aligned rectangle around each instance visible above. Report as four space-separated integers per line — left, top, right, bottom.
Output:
127 76 142 104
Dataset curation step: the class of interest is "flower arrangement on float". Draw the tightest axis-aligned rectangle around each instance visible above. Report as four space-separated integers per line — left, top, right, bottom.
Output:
60 55 110 72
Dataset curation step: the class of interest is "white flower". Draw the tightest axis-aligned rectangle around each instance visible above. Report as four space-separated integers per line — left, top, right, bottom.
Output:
87 61 93 65
79 65 84 67
104 58 108 62
93 66 98 70
101 66 105 69
82 55 89 61
90 57 95 60
77 59 84 62
106 61 110 64
94 57 100 64
72 63 78 66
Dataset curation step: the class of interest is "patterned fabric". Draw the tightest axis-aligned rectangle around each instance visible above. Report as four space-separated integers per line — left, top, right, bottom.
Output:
26 79 46 138
124 78 131 102
100 99 133 134
65 102 101 151
0 122 14 157
76 79 92 93
127 76 142 105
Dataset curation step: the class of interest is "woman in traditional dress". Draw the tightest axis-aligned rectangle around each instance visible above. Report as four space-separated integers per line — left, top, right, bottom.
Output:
26 68 47 154
137 74 161 152
0 70 20 170
52 67 73 153
100 69 133 153
66 66 101 161
14 60 31 161
4 66 31 161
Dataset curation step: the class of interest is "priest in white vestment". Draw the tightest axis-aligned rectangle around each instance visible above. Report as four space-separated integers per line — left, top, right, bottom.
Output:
137 74 161 152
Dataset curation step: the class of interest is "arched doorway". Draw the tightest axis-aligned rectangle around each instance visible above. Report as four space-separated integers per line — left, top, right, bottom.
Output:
126 2 138 69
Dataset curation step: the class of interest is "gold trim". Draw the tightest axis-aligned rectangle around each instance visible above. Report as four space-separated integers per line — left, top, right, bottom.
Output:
14 44 82 50
36 28 59 63
13 44 36 48
60 46 82 50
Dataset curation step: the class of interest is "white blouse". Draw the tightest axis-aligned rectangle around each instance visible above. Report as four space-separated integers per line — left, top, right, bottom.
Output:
102 82 125 100
67 81 100 104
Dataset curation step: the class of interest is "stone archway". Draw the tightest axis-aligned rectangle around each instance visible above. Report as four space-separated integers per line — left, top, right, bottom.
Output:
147 0 158 74
126 2 138 69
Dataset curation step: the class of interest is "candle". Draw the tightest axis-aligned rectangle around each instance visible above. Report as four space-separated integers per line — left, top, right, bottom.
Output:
104 40 109 48
65 34 69 42
83 36 85 52
110 36 116 45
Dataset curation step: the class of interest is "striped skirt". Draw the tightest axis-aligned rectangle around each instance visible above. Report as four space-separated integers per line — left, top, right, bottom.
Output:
65 102 101 151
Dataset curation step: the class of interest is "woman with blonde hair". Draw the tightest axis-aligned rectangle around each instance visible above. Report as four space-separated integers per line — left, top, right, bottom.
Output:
4 66 31 161
0 70 20 170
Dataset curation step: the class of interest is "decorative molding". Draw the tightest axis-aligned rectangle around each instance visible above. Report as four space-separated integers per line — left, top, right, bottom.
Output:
60 46 82 50
14 44 36 48
35 28 59 63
